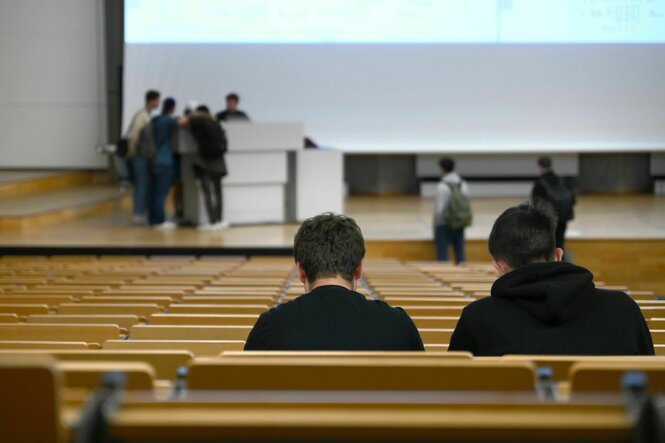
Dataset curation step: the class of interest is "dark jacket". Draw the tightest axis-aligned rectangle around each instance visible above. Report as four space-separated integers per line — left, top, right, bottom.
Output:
216 109 250 122
244 285 424 351
531 171 576 222
448 262 654 356
188 115 227 176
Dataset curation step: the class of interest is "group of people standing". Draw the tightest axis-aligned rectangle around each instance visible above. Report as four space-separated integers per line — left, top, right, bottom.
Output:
433 156 576 263
122 90 249 230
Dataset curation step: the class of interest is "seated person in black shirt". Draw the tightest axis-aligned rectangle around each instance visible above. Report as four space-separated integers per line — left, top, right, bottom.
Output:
448 202 654 356
215 92 250 122
244 213 424 351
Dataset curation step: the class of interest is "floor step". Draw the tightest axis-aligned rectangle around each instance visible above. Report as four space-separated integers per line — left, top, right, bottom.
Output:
0 185 130 231
0 170 104 199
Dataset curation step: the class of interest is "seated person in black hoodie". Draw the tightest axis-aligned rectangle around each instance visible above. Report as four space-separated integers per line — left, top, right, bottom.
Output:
244 213 424 351
449 202 654 356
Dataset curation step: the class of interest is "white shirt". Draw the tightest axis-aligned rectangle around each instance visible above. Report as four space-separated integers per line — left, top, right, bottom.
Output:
433 172 469 227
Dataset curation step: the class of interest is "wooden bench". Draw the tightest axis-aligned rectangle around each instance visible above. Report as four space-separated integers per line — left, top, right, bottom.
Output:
417 329 454 345
27 315 142 329
0 355 62 443
570 361 665 394
149 314 259 326
0 340 94 350
167 304 270 315
0 349 193 381
499 355 665 382
103 340 246 356
56 361 155 391
0 313 20 323
411 316 460 329
0 303 50 315
129 325 253 341
179 296 276 305
57 303 164 316
78 296 174 307
0 324 125 344
0 295 77 306
104 394 630 442
186 357 536 391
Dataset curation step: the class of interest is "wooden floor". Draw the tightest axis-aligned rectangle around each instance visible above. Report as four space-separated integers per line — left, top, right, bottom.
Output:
0 194 663 293
0 194 662 246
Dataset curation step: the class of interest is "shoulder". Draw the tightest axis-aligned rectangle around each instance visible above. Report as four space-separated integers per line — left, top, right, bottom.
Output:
592 288 640 309
366 299 418 327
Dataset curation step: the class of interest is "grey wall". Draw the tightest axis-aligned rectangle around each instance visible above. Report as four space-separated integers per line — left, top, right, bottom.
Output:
0 0 106 169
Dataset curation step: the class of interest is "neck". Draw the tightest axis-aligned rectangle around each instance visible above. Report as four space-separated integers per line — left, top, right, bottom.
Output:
306 277 355 293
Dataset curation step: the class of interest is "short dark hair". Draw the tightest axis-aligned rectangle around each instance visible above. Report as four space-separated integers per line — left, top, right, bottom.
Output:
488 202 557 269
538 156 552 169
439 157 455 173
145 90 160 103
196 105 210 114
293 213 366 283
162 97 176 114
226 93 239 102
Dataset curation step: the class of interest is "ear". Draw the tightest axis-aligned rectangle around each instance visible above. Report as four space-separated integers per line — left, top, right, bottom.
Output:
296 262 307 284
492 259 511 276
553 248 564 262
354 260 364 281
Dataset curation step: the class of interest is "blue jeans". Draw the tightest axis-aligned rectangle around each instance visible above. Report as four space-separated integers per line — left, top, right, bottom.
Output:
148 163 173 225
131 156 149 216
435 225 466 263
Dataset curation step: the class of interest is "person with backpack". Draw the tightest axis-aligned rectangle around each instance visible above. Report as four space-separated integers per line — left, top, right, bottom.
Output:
188 105 228 230
146 97 187 229
531 156 576 249
433 157 471 263
125 90 160 225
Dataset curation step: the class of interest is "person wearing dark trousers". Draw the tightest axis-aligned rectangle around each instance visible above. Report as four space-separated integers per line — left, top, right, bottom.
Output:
433 157 470 263
188 105 228 230
531 156 576 249
148 97 186 229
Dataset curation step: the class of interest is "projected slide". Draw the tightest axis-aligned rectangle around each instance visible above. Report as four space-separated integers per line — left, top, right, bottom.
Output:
126 0 665 44
123 0 665 153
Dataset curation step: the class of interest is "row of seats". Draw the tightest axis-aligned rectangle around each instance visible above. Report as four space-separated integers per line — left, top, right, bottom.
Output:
1 255 663 442
3 352 662 442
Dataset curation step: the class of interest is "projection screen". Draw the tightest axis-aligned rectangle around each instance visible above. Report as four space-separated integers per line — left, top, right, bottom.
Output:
123 0 665 153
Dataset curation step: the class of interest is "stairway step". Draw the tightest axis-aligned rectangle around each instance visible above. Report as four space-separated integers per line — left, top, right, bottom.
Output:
0 170 100 199
0 186 130 231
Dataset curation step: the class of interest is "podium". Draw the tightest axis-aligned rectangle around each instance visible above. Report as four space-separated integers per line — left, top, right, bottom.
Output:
177 122 344 226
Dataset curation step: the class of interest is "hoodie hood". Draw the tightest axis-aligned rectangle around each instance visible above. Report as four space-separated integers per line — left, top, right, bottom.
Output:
491 262 595 325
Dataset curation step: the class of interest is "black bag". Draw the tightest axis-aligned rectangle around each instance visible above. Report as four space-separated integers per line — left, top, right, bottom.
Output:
190 116 227 159
540 177 575 222
115 138 129 158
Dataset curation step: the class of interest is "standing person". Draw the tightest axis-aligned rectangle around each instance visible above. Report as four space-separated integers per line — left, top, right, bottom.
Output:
148 97 185 230
126 90 160 224
531 156 575 249
433 157 471 263
215 93 250 122
189 105 228 230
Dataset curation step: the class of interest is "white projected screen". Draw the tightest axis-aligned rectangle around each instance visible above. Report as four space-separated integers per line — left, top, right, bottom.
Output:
124 0 665 152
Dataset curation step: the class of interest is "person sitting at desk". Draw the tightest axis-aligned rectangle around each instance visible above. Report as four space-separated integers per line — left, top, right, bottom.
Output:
448 202 654 356
244 213 424 351
215 92 250 122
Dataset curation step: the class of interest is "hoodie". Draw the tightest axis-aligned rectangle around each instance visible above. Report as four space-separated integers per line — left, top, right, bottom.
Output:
448 262 654 356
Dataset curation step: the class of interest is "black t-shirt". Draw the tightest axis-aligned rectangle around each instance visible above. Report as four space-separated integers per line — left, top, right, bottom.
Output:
244 285 424 351
215 110 249 122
